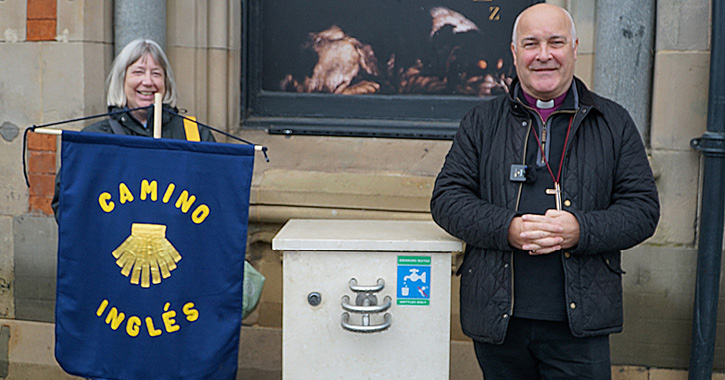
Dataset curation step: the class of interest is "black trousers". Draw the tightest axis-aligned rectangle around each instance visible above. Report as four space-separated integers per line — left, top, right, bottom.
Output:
473 317 611 380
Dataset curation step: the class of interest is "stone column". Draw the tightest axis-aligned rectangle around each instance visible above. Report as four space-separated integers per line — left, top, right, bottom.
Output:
114 0 166 55
166 1 241 136
593 0 655 141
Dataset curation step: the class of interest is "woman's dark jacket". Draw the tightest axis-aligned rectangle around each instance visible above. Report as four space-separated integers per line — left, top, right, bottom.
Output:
430 77 660 344
51 106 215 219
83 105 215 140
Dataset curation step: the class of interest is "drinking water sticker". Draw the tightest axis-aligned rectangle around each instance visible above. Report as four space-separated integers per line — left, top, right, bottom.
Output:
397 256 431 306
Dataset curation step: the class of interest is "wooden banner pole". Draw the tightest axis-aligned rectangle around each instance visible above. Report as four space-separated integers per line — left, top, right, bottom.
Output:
153 93 162 139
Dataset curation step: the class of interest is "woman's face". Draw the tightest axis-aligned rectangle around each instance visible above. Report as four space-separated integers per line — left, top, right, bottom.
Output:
124 53 166 117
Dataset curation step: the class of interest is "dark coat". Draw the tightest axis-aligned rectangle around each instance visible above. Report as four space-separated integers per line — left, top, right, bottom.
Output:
83 106 216 141
430 77 660 344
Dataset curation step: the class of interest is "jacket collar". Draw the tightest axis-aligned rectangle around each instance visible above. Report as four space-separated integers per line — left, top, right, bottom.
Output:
109 105 177 135
507 76 600 115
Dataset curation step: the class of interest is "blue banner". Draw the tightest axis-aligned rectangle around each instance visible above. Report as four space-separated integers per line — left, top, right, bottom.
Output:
55 132 254 380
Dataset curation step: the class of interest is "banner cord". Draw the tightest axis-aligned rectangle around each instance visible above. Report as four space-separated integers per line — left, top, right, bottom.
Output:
162 108 269 162
23 106 269 188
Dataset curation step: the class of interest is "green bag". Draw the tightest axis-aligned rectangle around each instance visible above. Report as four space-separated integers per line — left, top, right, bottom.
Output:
243 260 265 319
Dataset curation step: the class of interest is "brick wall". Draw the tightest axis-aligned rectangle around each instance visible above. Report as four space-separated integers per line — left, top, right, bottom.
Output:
26 133 56 215
25 0 58 215
26 0 56 41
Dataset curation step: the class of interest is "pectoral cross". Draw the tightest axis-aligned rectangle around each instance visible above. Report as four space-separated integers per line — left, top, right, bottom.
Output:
545 182 562 211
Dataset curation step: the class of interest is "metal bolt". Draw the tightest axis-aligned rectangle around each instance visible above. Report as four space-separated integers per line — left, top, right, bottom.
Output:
307 292 322 306
0 122 19 142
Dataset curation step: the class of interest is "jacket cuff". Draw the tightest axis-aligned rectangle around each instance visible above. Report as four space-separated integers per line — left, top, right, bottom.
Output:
499 212 519 251
569 209 587 254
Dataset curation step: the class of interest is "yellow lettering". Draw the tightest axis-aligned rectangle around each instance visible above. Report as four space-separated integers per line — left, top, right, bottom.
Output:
119 183 134 204
126 316 142 337
98 193 115 212
96 299 109 317
191 205 210 224
162 303 181 333
183 302 199 322
105 307 126 330
145 317 162 337
175 190 196 213
140 179 158 201
163 183 175 203
100 299 201 337
99 181 211 221
489 6 501 21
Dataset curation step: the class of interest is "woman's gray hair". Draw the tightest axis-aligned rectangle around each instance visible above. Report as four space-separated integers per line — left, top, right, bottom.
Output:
106 39 178 108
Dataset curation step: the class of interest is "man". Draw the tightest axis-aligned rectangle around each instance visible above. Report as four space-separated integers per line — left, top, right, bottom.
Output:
430 4 659 379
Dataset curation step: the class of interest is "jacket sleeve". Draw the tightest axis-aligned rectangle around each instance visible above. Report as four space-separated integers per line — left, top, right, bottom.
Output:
571 112 660 253
430 108 517 250
200 126 216 142
52 119 115 223
51 172 60 223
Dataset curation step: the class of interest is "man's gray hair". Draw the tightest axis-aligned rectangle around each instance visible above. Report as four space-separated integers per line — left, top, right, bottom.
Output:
511 6 577 51
106 39 178 108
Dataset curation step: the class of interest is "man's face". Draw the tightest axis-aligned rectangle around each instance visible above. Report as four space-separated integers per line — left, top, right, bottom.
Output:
511 4 578 100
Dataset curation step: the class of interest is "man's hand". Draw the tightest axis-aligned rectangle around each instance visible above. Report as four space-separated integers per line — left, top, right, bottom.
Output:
508 210 580 255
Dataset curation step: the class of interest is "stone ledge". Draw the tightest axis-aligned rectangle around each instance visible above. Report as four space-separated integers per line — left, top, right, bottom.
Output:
248 205 433 224
251 169 435 214
2 319 722 380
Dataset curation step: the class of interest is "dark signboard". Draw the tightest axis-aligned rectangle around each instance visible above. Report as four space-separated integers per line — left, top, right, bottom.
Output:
242 0 539 139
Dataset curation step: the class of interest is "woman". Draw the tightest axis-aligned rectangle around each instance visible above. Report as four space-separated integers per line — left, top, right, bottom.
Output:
52 39 214 219
84 38 215 140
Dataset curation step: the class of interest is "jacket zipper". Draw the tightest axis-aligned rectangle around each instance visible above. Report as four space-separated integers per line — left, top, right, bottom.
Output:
513 98 589 323
519 104 577 168
510 106 578 320
510 120 532 318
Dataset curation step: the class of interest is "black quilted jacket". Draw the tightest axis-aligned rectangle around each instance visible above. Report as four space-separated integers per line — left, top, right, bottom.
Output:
430 77 660 343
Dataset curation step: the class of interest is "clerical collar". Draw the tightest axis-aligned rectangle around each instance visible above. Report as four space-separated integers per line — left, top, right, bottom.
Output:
536 99 555 109
522 91 568 112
